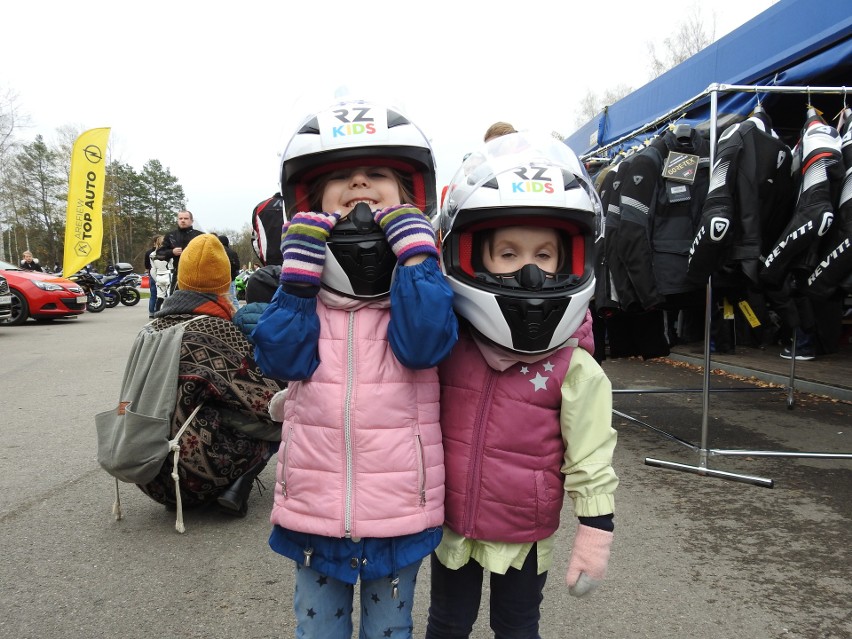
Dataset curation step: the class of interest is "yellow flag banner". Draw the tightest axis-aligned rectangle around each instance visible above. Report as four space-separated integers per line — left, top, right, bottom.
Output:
62 127 110 276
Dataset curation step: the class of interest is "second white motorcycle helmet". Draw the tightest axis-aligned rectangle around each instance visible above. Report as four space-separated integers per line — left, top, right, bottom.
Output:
439 132 602 354
280 99 437 299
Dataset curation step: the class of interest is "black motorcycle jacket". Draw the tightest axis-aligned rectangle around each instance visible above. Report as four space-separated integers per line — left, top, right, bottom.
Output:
761 109 844 288
596 158 630 315
687 111 794 287
157 226 204 270
806 109 852 299
612 127 710 310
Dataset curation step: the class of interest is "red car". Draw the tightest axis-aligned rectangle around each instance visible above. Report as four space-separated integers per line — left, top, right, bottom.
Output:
0 259 87 325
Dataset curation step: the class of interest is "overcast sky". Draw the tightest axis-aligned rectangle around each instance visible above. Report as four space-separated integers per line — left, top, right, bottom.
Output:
2 0 776 233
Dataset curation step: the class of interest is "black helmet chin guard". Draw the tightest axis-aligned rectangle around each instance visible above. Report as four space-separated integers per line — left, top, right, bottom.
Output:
324 203 396 298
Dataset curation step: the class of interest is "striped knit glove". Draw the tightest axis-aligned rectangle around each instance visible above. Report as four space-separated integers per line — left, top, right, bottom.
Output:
566 524 613 598
279 211 341 287
373 205 438 264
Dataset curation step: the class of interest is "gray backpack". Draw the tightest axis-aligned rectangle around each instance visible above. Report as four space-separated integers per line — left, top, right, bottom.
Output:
95 316 204 532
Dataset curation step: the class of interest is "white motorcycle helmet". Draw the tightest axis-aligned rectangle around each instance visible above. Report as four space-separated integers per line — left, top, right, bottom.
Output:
439 132 602 354
280 99 437 299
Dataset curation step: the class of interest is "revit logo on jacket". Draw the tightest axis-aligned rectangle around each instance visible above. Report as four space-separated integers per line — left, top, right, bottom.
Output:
710 217 730 242
818 211 834 236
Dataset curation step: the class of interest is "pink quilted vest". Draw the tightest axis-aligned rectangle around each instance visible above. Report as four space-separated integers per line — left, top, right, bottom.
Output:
439 313 594 543
270 298 444 539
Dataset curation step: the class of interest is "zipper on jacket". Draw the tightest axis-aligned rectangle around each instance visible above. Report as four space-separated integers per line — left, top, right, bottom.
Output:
344 311 355 537
415 434 426 507
463 370 497 537
302 546 313 567
279 426 294 497
390 539 399 598
391 576 400 599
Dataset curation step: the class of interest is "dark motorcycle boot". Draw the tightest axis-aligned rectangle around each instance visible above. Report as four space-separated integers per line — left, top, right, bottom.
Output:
216 460 268 517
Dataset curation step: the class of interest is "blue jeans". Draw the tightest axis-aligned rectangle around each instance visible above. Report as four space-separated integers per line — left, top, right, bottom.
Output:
425 548 547 639
293 559 422 639
148 276 157 314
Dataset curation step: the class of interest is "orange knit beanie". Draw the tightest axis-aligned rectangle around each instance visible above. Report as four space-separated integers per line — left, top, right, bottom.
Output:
177 234 231 295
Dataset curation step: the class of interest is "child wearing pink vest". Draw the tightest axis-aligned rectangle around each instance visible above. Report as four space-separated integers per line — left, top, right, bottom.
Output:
427 132 618 639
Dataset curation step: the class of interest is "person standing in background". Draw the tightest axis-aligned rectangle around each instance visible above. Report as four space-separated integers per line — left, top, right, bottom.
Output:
144 236 159 318
150 235 173 314
19 250 44 272
157 210 203 294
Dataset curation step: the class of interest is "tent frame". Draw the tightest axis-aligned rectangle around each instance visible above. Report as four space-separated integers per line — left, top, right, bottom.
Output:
606 82 852 488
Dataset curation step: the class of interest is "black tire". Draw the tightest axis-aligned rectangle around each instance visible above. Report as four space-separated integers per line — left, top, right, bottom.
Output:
119 287 141 306
102 288 120 308
5 289 29 325
87 291 107 313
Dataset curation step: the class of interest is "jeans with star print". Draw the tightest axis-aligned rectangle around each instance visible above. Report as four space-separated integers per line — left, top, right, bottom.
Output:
293 560 422 639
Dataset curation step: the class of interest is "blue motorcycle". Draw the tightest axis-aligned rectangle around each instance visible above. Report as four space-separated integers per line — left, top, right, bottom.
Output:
98 263 141 308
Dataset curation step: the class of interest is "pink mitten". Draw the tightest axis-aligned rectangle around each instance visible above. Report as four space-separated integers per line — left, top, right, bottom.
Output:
565 524 613 597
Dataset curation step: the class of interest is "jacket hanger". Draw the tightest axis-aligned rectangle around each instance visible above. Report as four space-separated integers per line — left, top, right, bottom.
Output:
749 94 773 130
834 88 850 130
672 122 692 143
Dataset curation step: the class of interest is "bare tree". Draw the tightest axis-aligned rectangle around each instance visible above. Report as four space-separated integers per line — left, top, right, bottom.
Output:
0 87 29 164
574 85 634 128
647 5 716 78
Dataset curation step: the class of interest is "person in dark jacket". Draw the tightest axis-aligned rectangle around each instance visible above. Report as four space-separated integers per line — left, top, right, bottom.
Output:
157 210 203 294
19 251 44 272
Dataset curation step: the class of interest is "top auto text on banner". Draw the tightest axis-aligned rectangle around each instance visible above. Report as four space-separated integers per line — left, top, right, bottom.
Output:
63 127 110 276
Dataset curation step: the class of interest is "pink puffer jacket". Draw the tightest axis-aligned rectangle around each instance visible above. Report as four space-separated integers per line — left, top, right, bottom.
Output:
269 298 444 539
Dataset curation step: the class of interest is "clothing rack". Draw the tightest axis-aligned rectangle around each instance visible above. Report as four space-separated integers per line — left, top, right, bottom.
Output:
596 82 852 487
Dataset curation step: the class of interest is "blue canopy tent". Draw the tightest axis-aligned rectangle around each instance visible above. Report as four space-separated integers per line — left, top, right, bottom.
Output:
566 0 852 159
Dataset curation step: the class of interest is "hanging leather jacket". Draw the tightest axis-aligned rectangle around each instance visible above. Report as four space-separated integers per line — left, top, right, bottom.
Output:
612 128 710 310
595 157 631 315
805 109 852 299
761 109 844 289
687 111 794 288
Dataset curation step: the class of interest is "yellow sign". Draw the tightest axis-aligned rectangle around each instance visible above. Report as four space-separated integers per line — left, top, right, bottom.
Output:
737 300 761 328
62 128 110 276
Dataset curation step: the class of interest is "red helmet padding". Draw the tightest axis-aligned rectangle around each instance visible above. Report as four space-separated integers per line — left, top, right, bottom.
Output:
459 232 474 276
570 233 584 275
292 158 426 214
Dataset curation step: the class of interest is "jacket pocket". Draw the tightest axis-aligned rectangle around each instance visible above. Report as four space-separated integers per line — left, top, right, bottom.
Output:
533 469 555 527
279 425 294 498
415 434 426 507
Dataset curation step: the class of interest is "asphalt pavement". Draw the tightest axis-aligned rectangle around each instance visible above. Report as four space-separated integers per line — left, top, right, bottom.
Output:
1 303 850 639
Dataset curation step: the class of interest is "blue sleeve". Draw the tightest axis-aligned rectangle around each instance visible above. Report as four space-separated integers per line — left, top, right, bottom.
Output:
388 257 458 369
232 302 269 344
251 286 321 380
